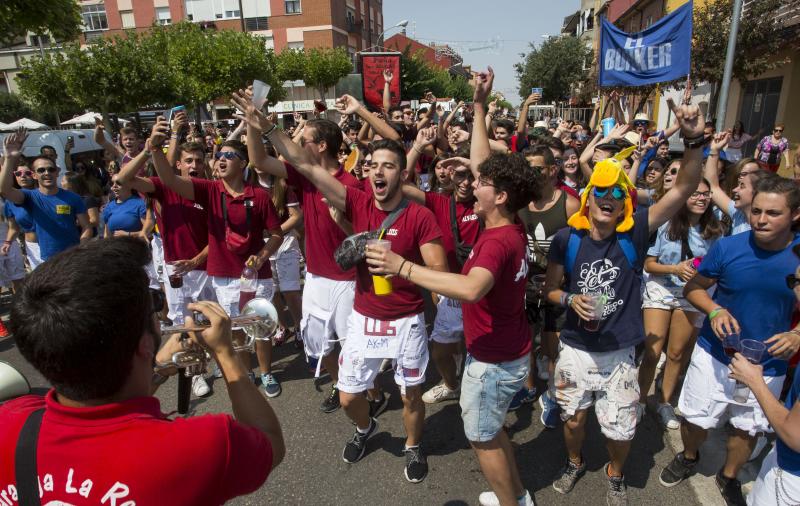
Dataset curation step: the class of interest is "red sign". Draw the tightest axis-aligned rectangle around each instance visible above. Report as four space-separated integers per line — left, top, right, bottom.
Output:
360 52 401 111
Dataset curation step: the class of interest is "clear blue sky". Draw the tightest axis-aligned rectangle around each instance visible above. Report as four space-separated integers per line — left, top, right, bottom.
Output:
383 0 579 106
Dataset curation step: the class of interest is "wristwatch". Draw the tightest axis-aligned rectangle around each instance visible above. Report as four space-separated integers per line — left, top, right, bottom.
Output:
683 134 709 149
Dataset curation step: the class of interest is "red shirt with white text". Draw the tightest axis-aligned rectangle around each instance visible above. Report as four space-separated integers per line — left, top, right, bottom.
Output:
150 177 209 267
424 192 480 272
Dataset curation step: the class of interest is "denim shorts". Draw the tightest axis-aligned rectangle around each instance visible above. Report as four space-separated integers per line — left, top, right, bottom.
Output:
459 354 529 442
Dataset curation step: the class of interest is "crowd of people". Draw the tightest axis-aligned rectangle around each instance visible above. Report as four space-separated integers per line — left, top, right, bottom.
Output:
0 65 799 506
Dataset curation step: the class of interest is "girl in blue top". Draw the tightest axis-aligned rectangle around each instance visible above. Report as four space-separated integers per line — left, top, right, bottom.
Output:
639 178 723 429
102 174 150 239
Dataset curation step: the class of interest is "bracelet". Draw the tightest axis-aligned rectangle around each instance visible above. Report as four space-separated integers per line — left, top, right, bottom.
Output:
709 307 726 319
412 144 424 155
560 292 568 307
566 293 576 309
406 263 415 281
397 259 407 277
683 133 708 149
264 124 278 137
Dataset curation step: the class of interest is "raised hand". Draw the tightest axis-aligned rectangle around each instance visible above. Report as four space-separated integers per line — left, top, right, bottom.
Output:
473 66 494 105
487 99 498 115
424 91 437 104
172 110 189 134
382 69 393 84
93 117 106 145
230 88 273 132
605 123 630 141
415 126 437 148
710 131 730 152
335 94 364 116
150 117 170 147
3 127 27 158
525 92 541 105
667 98 704 140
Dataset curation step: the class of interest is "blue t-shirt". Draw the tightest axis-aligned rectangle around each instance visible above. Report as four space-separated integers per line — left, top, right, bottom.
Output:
548 209 651 352
647 222 718 288
778 370 800 476
3 200 34 232
727 201 750 235
697 232 800 376
102 196 146 235
21 189 86 260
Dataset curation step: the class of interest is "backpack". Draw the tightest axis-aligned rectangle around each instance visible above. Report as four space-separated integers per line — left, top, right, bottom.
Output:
563 228 640 277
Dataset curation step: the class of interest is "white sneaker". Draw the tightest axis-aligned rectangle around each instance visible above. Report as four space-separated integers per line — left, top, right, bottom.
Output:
657 352 667 370
657 402 680 430
478 490 535 506
422 381 460 404
191 375 211 397
536 354 550 381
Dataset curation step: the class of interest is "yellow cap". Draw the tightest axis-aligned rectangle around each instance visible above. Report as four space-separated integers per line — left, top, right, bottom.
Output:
566 157 636 232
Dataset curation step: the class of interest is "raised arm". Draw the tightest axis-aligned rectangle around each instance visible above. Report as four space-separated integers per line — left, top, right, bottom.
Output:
470 67 494 178
231 89 346 210
648 99 706 233
166 111 189 167
1 129 27 205
704 132 734 216
517 93 539 135
148 117 195 200
579 131 603 181
93 117 124 158
336 94 400 142
243 109 287 179
382 69 393 113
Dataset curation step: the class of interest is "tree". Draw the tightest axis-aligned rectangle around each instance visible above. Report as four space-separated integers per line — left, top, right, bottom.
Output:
302 47 353 100
275 49 306 82
488 93 514 113
0 93 33 123
399 47 444 99
16 51 81 121
691 0 786 116
514 36 592 103
0 0 83 47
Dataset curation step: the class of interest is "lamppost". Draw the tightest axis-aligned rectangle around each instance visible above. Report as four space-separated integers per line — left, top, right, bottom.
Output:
377 19 409 46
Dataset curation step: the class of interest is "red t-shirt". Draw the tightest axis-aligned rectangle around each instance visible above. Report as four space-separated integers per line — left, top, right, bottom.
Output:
345 187 442 320
150 177 209 268
0 391 271 505
424 192 480 273
285 164 360 281
461 223 531 363
192 179 281 279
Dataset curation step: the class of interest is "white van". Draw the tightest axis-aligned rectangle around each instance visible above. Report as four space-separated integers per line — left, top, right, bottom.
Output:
0 129 112 181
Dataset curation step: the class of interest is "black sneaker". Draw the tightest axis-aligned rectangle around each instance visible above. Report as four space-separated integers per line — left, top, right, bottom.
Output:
552 456 587 494
404 446 428 483
715 471 746 506
368 392 389 419
342 418 378 464
659 452 699 487
320 385 340 413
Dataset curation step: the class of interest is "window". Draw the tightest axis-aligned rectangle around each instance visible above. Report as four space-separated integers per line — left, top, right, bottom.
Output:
287 41 304 50
245 17 269 31
285 0 301 14
82 3 108 31
264 37 275 50
120 10 135 29
224 9 241 18
156 7 171 25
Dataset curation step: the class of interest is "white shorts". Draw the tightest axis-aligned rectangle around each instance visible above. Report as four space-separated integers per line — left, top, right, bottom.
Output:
642 278 698 313
150 235 166 284
270 247 302 293
429 296 464 344
301 272 355 360
25 241 42 270
0 241 25 285
678 344 785 436
748 446 800 506
211 275 274 318
337 310 429 394
554 342 640 441
164 269 215 323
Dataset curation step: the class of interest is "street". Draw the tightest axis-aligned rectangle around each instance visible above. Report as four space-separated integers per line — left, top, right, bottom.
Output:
1 328 701 506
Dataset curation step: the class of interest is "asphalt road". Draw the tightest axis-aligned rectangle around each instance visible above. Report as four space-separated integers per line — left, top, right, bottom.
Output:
1 328 701 506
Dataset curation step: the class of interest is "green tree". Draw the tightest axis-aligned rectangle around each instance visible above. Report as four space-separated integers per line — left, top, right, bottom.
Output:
399 47 443 99
275 49 306 82
488 93 514 112
0 0 83 47
15 51 81 121
0 92 33 123
691 0 786 116
302 47 353 100
515 35 591 103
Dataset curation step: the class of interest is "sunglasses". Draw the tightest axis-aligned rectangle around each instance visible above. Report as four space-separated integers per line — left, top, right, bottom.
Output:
35 166 58 174
592 186 627 201
14 170 33 177
633 121 649 127
667 168 679 176
214 151 244 161
150 288 166 313
775 129 784 133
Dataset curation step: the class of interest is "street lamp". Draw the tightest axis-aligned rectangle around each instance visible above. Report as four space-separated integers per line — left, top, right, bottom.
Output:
378 19 409 45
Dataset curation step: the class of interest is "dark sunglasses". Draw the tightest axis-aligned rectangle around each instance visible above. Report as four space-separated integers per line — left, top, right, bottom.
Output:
150 288 166 313
592 186 626 201
35 166 58 174
633 121 649 127
14 170 33 177
667 168 679 175
774 129 784 133
214 151 244 161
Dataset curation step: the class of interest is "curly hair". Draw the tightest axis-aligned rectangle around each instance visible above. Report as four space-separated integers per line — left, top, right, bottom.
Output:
478 152 540 213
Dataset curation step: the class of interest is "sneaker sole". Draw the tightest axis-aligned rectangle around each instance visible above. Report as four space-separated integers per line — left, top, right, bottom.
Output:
342 420 378 464
404 466 427 484
422 393 459 404
658 472 687 488
263 387 281 398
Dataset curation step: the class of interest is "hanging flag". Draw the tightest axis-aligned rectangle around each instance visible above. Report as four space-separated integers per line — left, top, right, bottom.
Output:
359 52 402 110
599 1 692 87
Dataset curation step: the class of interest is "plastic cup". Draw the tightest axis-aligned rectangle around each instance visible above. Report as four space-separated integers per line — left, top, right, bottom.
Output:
733 339 767 403
723 332 740 358
583 292 606 332
165 261 184 289
600 117 616 138
252 80 270 110
367 238 393 296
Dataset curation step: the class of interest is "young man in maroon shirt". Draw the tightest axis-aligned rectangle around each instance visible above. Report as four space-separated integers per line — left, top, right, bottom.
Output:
147 118 285 397
232 90 448 483
0 238 284 505
366 67 540 506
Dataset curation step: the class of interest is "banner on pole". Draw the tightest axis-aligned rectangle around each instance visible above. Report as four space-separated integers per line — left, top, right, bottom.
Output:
599 1 692 87
359 52 401 110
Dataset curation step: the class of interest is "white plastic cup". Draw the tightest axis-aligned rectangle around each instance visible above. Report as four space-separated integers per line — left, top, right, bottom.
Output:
252 80 270 110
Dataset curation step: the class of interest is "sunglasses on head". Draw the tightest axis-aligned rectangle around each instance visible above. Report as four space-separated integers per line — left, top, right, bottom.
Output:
14 170 33 177
35 166 58 174
592 186 627 201
214 151 244 161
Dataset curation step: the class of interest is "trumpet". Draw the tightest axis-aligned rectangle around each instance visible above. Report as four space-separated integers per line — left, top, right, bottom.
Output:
156 297 280 377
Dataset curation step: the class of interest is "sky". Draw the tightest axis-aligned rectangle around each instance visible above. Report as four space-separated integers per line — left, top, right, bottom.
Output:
383 0 579 106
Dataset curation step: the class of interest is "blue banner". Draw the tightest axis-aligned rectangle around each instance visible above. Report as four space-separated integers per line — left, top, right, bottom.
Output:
599 1 692 87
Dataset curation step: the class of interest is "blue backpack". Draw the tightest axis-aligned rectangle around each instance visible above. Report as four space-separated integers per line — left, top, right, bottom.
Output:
563 228 640 277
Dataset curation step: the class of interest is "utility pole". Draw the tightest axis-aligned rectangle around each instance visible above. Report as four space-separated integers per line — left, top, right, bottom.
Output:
238 0 245 32
715 0 744 132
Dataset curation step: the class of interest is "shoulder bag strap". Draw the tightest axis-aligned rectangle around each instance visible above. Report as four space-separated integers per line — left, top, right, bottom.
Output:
378 198 409 234
221 193 251 230
15 408 45 506
449 195 462 244
564 228 585 276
